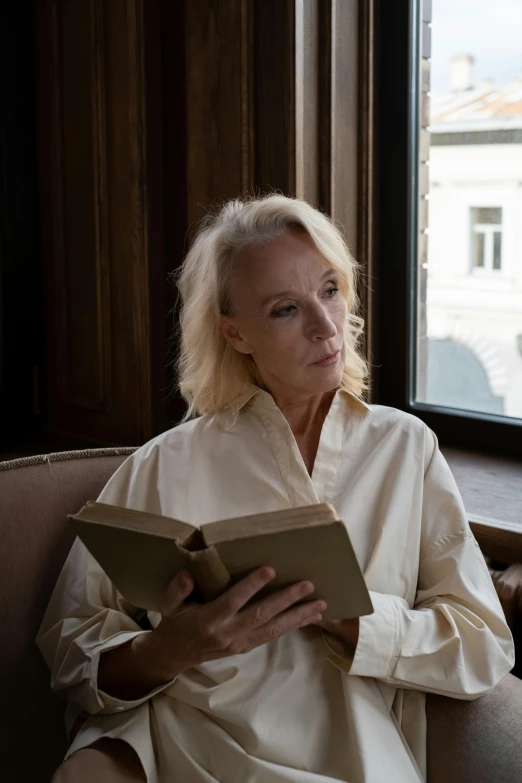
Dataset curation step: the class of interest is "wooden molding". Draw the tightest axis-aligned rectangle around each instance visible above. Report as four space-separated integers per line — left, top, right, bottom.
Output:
317 0 332 215
240 0 254 193
90 0 112 413
358 0 376 373
47 0 67 404
125 0 152 440
295 0 319 206
330 0 359 251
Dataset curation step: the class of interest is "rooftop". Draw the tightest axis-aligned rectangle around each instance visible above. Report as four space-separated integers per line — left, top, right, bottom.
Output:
430 76 522 133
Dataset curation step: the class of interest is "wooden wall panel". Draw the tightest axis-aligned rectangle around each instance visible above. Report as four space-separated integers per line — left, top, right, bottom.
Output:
36 0 376 445
185 0 248 230
39 0 155 445
103 0 152 441
252 0 296 196
51 0 111 410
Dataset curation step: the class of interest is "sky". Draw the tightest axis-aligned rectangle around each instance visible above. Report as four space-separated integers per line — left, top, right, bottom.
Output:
431 0 522 92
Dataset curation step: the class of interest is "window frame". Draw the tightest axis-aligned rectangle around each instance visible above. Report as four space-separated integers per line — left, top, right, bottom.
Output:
372 0 522 457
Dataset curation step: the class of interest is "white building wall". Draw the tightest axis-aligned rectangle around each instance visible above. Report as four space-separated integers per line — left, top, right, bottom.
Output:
426 142 522 417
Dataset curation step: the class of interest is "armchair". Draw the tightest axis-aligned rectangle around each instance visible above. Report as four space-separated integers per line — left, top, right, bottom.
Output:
1 449 521 782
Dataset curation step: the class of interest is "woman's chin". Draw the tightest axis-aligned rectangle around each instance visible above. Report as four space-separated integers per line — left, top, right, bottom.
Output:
300 368 344 393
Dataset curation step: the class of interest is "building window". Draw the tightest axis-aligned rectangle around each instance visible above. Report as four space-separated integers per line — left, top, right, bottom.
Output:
470 207 503 273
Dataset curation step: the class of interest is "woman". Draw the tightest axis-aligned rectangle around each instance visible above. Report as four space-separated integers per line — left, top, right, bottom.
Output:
38 195 514 783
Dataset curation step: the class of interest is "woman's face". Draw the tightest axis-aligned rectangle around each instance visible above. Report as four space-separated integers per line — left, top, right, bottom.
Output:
220 229 348 401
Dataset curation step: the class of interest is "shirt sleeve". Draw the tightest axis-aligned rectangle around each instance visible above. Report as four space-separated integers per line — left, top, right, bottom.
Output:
36 449 178 715
324 429 516 699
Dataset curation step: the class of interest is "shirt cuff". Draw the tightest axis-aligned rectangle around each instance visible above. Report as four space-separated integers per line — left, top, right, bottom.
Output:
323 591 406 678
89 630 179 713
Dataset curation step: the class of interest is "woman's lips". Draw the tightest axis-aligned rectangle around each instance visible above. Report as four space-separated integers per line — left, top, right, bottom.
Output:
312 350 340 366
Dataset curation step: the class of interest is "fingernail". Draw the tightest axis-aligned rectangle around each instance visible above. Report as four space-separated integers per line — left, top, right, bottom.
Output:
261 567 275 580
317 601 327 612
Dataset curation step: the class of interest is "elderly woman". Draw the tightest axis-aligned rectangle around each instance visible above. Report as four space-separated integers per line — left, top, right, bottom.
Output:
38 195 514 783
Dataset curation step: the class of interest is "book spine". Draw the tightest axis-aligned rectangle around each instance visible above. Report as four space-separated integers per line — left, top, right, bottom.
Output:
184 546 231 600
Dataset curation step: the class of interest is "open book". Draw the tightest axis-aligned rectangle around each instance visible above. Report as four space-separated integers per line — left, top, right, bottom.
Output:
70 501 373 621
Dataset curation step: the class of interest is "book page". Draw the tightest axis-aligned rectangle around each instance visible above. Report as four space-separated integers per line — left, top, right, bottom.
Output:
71 501 196 544
202 502 337 546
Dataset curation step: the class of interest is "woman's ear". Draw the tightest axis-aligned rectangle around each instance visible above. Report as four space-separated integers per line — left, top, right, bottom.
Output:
220 315 253 355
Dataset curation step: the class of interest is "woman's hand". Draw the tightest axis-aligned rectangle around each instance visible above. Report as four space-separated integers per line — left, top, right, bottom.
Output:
144 566 327 679
313 617 360 651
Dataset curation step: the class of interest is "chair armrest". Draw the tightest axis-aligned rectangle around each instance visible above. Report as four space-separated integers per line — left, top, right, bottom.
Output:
469 515 522 678
426 673 522 783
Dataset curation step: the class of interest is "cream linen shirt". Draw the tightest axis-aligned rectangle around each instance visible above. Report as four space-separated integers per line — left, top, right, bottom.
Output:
36 384 515 783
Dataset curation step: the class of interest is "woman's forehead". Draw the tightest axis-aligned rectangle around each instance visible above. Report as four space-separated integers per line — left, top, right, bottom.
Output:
234 230 330 276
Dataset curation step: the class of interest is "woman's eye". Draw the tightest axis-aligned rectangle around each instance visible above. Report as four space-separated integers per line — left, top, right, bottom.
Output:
270 287 339 318
325 286 339 297
271 305 296 318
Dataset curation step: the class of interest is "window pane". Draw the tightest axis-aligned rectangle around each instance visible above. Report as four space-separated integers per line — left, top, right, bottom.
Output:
493 232 502 270
471 207 502 225
415 0 522 420
472 231 485 268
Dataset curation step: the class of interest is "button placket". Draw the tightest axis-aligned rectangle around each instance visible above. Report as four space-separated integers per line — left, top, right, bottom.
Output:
309 393 346 504
257 407 319 508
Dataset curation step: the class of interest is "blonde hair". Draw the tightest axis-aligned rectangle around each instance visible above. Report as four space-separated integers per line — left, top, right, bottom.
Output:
172 194 368 424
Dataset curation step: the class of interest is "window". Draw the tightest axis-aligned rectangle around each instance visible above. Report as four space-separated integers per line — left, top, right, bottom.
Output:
470 207 503 273
419 1 522 422
375 0 522 455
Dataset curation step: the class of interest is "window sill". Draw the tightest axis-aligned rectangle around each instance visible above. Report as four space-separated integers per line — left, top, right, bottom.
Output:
442 445 522 529
442 447 522 564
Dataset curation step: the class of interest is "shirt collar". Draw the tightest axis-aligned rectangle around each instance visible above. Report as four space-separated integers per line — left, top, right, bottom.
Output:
229 382 371 415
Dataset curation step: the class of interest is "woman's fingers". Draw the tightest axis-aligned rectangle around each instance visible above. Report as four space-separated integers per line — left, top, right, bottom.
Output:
238 600 326 652
232 578 317 634
157 567 328 668
209 566 276 621
158 570 195 617
198 600 326 661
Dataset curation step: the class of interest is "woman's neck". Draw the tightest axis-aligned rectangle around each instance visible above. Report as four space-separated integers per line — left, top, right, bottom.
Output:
278 389 336 439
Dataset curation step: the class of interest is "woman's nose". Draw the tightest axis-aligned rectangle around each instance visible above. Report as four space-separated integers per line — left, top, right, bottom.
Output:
305 305 337 340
